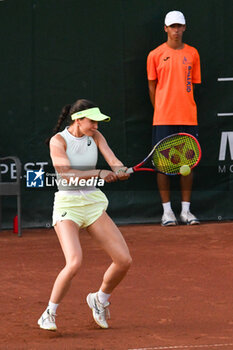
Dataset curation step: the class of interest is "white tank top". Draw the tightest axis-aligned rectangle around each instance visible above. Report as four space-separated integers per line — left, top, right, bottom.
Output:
56 127 98 191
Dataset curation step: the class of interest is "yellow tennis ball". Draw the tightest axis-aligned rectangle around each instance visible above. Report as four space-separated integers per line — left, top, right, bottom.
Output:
180 165 191 176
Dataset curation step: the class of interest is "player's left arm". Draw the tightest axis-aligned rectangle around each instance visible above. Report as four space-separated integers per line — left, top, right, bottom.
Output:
93 130 129 180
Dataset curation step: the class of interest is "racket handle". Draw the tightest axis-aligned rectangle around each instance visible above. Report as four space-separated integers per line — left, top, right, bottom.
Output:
126 167 134 174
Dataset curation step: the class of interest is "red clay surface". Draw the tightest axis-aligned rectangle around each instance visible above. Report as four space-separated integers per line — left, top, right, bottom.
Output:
1 222 233 350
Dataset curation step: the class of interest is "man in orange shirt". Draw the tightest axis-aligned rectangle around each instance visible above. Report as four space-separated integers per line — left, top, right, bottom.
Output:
147 10 201 226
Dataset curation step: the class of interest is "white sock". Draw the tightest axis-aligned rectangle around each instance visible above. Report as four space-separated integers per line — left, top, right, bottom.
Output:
162 202 172 213
181 201 190 213
47 301 59 314
98 289 111 304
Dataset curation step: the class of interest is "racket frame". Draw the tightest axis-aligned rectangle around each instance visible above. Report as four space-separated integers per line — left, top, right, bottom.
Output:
127 132 202 175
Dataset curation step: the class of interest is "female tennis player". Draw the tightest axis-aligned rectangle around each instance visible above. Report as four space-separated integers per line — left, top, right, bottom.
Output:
38 99 132 331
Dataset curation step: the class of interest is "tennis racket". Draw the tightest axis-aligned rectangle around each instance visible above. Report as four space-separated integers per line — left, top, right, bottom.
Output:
127 133 201 175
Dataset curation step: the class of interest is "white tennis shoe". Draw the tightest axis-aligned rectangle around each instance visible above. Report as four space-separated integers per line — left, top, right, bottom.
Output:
86 292 110 329
38 309 57 331
180 211 200 225
161 210 177 226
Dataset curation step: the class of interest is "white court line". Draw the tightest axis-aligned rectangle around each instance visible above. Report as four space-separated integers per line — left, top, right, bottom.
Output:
217 77 233 81
217 113 233 116
128 343 233 350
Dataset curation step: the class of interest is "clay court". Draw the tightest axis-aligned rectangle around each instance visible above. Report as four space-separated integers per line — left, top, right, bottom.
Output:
1 221 233 350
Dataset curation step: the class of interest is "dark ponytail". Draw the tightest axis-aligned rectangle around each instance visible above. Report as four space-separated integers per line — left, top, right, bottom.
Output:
45 104 71 146
45 99 97 146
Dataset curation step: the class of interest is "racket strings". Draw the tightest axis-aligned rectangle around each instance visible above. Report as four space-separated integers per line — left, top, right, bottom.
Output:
152 135 200 175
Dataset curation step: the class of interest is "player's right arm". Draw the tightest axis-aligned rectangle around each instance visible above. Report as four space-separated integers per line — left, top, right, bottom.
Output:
148 80 157 108
147 50 158 108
